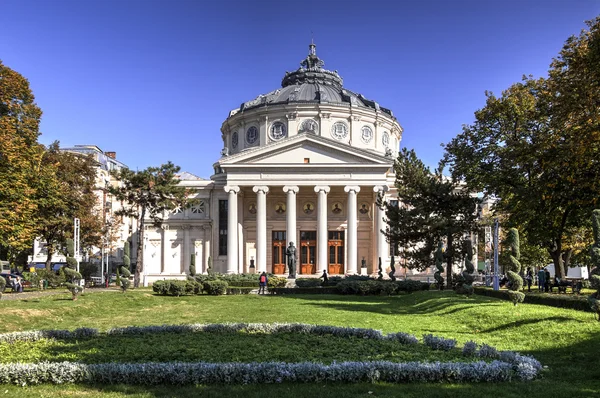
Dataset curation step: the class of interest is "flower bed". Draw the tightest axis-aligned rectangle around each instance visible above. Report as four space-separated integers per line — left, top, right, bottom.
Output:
0 323 542 385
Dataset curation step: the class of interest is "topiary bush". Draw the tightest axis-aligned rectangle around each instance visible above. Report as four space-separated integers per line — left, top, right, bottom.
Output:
204 280 228 295
588 209 600 321
63 267 83 301
505 228 525 306
189 253 196 277
389 253 396 281
455 239 475 297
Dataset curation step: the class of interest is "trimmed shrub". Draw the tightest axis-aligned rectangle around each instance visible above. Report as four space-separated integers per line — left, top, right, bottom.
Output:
322 276 343 286
396 280 428 293
168 280 189 297
0 275 5 298
152 280 169 295
423 334 457 351
189 253 196 277
270 287 338 295
204 280 228 295
267 276 288 289
295 278 322 288
473 287 591 312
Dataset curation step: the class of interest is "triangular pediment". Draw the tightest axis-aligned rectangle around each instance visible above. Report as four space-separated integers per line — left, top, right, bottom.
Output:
220 134 391 166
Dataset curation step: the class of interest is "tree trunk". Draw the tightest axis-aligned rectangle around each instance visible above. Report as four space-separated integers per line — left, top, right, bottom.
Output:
562 249 573 276
446 234 453 287
549 242 566 279
133 207 146 288
45 246 54 271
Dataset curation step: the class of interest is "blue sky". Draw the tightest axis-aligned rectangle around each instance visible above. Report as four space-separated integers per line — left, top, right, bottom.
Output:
1 0 598 177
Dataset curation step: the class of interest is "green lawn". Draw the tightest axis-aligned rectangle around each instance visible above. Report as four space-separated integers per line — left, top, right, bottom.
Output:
0 289 599 397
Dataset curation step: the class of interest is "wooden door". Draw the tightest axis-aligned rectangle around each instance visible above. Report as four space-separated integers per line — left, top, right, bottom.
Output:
328 231 344 274
300 231 316 274
272 231 286 274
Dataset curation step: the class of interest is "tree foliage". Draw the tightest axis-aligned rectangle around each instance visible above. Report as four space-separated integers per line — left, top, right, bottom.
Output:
36 142 102 270
443 18 600 279
0 60 44 253
110 162 194 288
383 148 480 286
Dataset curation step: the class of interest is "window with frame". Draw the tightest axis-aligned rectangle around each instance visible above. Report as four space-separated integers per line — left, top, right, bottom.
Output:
218 200 228 255
190 200 205 215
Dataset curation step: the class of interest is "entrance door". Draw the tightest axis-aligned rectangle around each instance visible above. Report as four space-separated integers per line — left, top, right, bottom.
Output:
299 231 316 274
328 231 345 274
272 231 286 274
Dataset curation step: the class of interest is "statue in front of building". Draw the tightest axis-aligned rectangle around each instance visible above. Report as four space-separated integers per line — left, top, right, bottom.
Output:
286 242 297 279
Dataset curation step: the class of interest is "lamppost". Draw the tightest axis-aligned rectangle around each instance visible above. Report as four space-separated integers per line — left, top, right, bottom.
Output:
493 218 500 291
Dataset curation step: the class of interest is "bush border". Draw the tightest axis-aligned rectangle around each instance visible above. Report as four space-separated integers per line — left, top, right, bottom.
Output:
0 323 542 385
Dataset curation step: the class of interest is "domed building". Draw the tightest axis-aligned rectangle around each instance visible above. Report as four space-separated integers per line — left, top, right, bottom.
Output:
141 43 403 283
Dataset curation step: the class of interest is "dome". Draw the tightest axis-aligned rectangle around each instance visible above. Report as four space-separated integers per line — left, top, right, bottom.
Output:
231 42 395 119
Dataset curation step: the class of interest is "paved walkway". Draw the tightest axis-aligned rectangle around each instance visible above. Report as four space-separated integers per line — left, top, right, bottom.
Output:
0 287 120 301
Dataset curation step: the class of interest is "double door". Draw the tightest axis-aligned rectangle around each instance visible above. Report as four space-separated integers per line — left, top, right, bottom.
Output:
328 231 345 274
300 231 316 274
272 231 286 274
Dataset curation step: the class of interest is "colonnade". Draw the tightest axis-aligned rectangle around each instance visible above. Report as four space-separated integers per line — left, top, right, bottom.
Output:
223 184 389 274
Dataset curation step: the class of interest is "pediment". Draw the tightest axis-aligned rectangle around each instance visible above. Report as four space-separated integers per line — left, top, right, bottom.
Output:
220 134 391 166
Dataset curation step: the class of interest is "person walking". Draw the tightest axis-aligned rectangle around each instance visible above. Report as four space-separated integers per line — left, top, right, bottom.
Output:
258 272 268 295
537 267 546 292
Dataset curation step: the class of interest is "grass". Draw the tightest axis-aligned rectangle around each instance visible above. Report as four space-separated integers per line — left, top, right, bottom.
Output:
0 289 599 397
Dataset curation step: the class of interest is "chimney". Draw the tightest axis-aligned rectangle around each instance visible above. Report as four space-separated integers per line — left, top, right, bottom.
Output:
105 152 116 159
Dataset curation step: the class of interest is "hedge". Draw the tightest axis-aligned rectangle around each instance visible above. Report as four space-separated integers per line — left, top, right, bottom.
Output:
473 287 592 312
270 287 339 295
0 323 542 385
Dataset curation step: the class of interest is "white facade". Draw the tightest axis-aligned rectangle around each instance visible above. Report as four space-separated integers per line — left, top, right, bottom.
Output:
142 43 405 284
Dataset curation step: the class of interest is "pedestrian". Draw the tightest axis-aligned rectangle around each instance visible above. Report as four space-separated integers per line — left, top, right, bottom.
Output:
537 267 546 292
320 269 329 285
544 268 551 293
525 268 533 292
258 272 268 294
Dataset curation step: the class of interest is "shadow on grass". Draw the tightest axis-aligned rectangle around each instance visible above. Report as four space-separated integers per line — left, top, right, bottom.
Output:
482 316 584 333
277 292 503 317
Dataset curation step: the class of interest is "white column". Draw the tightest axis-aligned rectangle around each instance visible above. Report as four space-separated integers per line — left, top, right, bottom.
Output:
183 226 190 273
314 186 330 273
161 225 168 273
373 185 389 267
344 185 361 274
253 185 269 273
283 186 299 246
203 227 210 274
224 185 240 274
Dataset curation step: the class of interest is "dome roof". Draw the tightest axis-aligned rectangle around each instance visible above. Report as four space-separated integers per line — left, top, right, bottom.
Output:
231 42 394 119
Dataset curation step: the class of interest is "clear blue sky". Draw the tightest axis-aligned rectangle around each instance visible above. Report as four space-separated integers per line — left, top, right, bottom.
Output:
1 0 598 177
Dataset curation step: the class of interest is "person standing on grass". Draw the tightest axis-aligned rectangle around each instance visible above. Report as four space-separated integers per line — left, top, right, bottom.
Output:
525 268 533 292
258 272 268 294
537 267 546 292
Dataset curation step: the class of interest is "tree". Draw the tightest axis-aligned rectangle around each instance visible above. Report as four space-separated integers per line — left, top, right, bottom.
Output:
110 162 193 288
63 238 82 300
443 18 600 279
0 60 45 255
189 253 196 277
36 142 102 270
383 148 480 286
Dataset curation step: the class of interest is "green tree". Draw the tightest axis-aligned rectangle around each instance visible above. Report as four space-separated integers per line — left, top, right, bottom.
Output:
506 228 525 306
0 60 44 255
36 142 102 270
443 18 600 279
189 253 196 277
110 162 193 288
383 148 480 286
